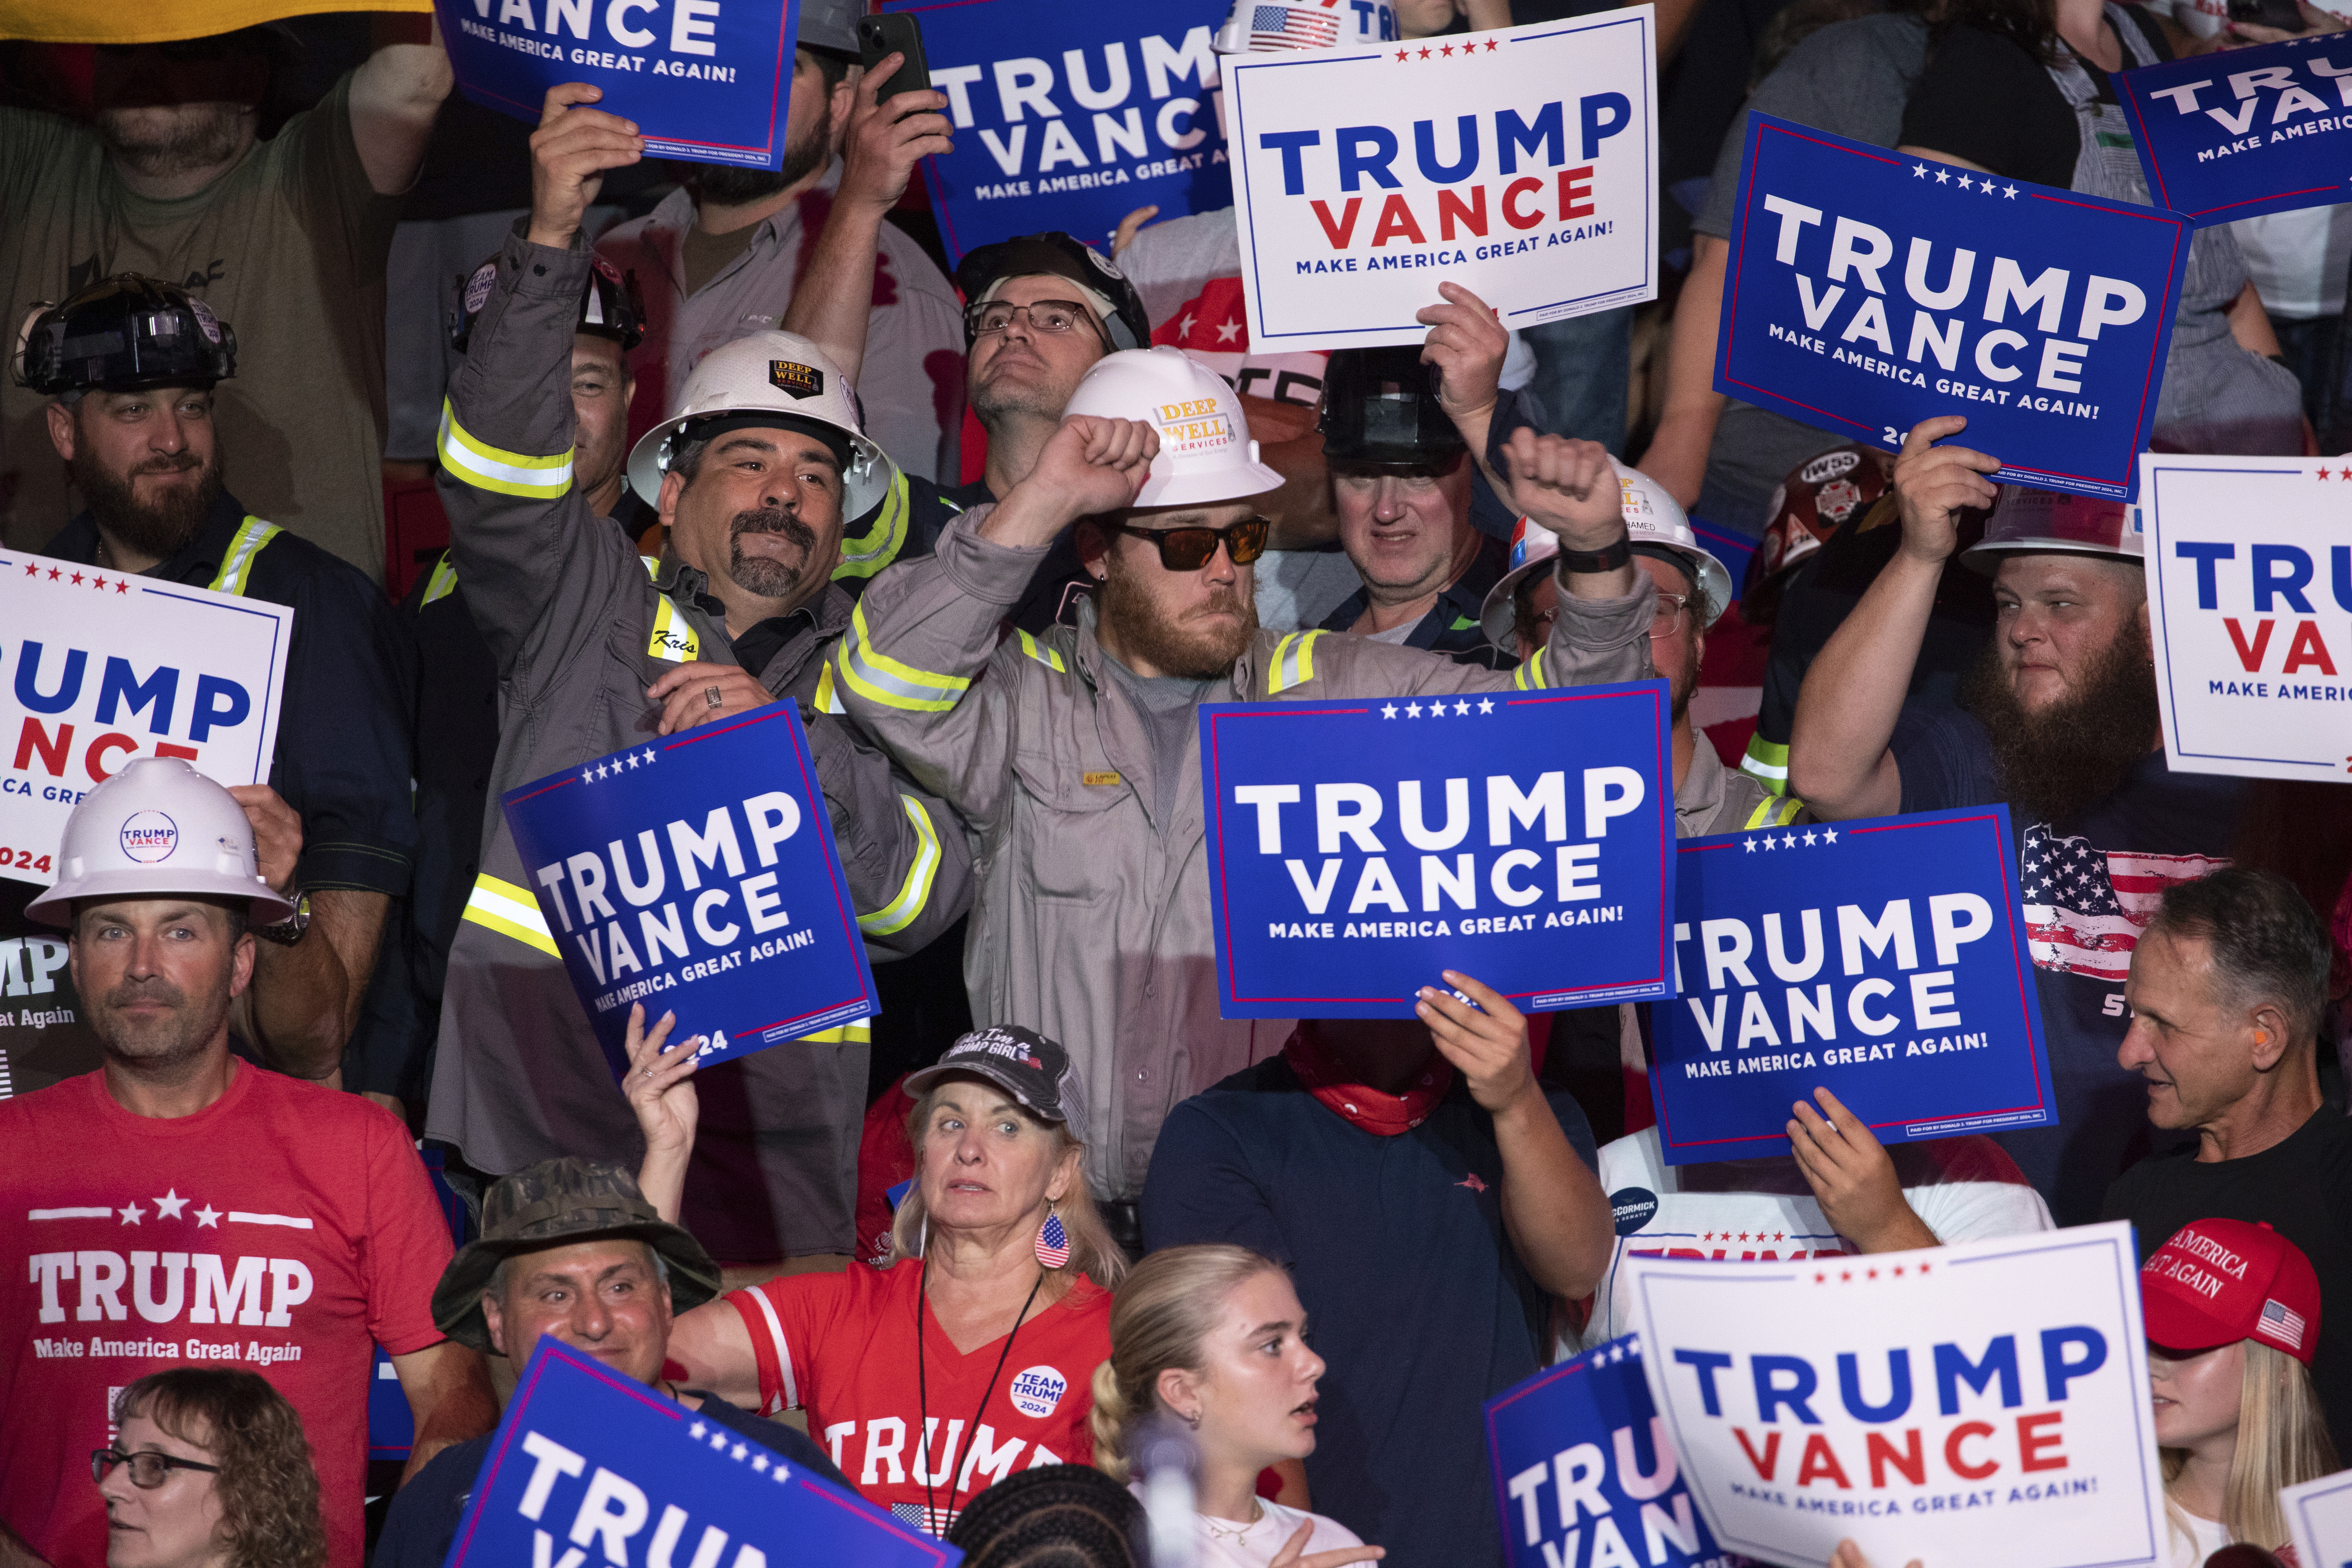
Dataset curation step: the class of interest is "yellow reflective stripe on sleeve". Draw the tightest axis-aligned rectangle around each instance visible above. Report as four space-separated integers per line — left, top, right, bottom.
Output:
1265 630 1325 694
1511 647 1551 690
1741 734 1791 793
1769 795 1806 827
858 795 943 937
461 873 559 957
641 555 663 578
833 601 971 713
205 518 281 596
833 471 909 580
813 659 846 715
797 1024 873 1045
437 398 573 499
1014 629 1066 673
420 555 459 607
646 595 699 663
1740 793 1807 829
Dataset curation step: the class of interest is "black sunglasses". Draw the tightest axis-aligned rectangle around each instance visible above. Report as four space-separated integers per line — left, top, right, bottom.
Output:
1102 516 1271 571
93 1449 221 1489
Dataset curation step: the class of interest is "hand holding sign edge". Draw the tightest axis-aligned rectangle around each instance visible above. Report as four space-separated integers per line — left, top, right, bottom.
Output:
1787 1086 1939 1255
1892 416 1998 568
528 83 644 249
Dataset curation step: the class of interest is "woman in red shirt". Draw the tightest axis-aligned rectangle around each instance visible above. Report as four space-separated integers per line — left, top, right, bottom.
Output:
626 1008 1123 1535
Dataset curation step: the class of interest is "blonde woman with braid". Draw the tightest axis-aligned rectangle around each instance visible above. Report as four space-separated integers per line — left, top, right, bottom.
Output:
1091 1246 1383 1568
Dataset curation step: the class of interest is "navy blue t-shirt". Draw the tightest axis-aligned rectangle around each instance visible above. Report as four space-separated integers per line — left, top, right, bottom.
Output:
1893 706 2242 1225
1141 1055 1599 1568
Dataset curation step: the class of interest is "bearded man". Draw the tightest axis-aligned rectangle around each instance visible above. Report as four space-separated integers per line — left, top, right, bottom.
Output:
0 22 451 578
1789 415 2244 1223
0 275 419 1103
594 0 967 488
833 288 1663 1249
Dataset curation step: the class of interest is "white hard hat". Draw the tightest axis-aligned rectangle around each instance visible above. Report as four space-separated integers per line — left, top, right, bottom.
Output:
1065 346 1283 509
1213 0 1395 51
1960 485 2143 573
1478 459 1734 647
626 332 897 519
24 757 293 929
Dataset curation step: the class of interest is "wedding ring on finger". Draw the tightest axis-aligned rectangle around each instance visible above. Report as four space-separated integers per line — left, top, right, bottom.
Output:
705 686 723 710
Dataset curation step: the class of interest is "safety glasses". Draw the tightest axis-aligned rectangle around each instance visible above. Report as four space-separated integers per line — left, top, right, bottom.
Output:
1103 516 1272 570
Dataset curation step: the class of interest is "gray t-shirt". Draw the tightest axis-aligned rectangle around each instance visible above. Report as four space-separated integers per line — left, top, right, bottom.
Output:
1101 650 1212 827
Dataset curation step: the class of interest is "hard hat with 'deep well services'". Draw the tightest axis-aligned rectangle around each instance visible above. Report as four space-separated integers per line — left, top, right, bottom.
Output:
1063 347 1283 508
626 332 897 516
24 757 294 928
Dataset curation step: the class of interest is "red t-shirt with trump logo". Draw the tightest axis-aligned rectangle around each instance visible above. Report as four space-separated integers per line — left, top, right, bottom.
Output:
0 1065 454 1568
728 1258 1110 1535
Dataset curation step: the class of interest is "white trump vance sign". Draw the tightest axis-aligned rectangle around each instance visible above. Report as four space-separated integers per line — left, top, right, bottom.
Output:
1224 7 1659 350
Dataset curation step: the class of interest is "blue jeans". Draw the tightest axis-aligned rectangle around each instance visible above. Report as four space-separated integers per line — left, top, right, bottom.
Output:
1517 306 1634 452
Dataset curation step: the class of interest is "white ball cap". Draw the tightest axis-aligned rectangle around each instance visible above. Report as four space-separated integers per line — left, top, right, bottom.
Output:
24 757 294 929
1960 485 2143 573
1477 458 1734 647
625 330 897 519
1064 347 1284 510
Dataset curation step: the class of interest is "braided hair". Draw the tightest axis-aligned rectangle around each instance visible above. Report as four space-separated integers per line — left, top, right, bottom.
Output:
944 1464 1150 1568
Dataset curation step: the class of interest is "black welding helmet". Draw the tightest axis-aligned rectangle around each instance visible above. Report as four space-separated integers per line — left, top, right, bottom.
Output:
449 251 646 354
954 231 1151 353
16 274 237 397
1317 343 1467 474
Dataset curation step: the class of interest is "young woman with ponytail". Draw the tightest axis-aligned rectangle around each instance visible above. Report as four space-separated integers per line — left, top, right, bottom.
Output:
1092 1245 1383 1568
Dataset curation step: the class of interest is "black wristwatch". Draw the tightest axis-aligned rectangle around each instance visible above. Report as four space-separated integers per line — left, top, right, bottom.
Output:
254 889 311 947
1555 534 1633 574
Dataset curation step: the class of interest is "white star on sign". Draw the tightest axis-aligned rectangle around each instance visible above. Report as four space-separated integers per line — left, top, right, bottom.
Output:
1822 828 1838 844
196 1205 222 1228
118 1202 144 1225
1978 178 1996 195
690 1422 708 1439
626 753 639 769
1911 162 1929 178
1381 703 1398 719
581 769 594 786
772 1466 791 1484
752 1454 770 1474
1744 838 1758 853
1477 698 1494 714
642 747 657 765
1760 836 1776 851
1802 830 1818 846
731 1443 748 1461
1405 702 1423 717
1934 167 1951 184
2003 184 2019 198
1956 175 1974 191
1427 702 1445 719
1782 833 1799 849
1454 700 1470 715
709 1432 727 1451
153 1189 189 1220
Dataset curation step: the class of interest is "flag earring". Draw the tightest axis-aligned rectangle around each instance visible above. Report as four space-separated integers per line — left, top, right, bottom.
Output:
1036 1206 1071 1269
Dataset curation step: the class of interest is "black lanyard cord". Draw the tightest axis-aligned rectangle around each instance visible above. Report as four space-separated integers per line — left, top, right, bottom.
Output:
917 1255 1047 1533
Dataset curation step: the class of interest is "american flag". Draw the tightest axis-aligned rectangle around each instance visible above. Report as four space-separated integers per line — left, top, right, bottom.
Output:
2018 824 2228 981
1036 1210 1071 1269
892 1501 957 1534
2259 1298 2308 1351
1249 3 1341 49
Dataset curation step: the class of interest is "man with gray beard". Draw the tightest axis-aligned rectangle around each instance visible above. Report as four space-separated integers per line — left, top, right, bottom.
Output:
0 21 452 580
423 86 971 1270
1790 415 2247 1225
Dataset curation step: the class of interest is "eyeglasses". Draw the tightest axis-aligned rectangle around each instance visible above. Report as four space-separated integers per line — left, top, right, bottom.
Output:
1524 594 1693 641
1103 517 1272 571
93 1450 220 1489
965 299 1096 338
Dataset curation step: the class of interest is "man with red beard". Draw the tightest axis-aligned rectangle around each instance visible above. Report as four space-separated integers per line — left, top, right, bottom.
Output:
833 289 1662 1251
1789 415 2243 1224
0 275 417 1104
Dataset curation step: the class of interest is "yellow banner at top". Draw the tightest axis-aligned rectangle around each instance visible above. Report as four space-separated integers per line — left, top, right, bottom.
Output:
0 0 430 45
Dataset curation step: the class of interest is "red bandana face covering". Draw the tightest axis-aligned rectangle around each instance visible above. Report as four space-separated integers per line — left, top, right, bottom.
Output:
1283 1024 1454 1136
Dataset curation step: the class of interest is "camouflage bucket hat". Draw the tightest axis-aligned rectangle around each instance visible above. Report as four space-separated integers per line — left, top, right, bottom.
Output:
430 1157 722 1354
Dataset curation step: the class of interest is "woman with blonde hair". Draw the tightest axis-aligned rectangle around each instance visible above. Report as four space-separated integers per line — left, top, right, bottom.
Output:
632 1014 1122 1536
93 1368 326 1568
2141 1219 2337 1563
1092 1245 1383 1568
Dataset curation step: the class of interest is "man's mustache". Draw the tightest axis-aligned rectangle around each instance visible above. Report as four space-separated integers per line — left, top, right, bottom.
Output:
730 507 813 549
105 977 186 1010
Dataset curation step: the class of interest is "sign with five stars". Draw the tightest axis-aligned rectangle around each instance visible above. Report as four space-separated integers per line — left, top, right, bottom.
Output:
2115 34 2352 226
1622 1221 2165 1568
0 547 292 889
1715 113 2190 501
1198 680 1674 1018
445 1339 959 1568
1224 5 1659 349
1484 1332 1723 1568
873 0 1245 261
1649 804 2053 1163
2139 452 2352 782
499 703 878 1082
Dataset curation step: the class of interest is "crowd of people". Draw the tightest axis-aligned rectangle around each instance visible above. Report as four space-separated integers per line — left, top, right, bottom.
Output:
2 0 2350 1564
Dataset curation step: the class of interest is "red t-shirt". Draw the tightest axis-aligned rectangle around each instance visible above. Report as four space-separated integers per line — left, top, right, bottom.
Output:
0 1065 454 1568
728 1259 1111 1534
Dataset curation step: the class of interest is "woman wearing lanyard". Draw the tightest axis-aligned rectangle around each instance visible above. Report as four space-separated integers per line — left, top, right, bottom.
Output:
627 1009 1124 1535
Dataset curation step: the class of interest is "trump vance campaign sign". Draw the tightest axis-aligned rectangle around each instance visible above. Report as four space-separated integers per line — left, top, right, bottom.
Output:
1624 1222 2166 1568
2117 34 2352 226
2283 1468 2352 1568
445 1339 960 1568
1199 681 1674 1018
499 704 878 1080
1716 114 2190 501
1225 7 1659 350
2141 453 2352 784
880 0 1248 261
1486 1333 1727 1568
1 547 291 888
1649 805 2054 1164
435 0 801 167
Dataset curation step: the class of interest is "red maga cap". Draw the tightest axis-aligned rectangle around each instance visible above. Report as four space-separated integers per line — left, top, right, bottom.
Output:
2140 1218 2320 1364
